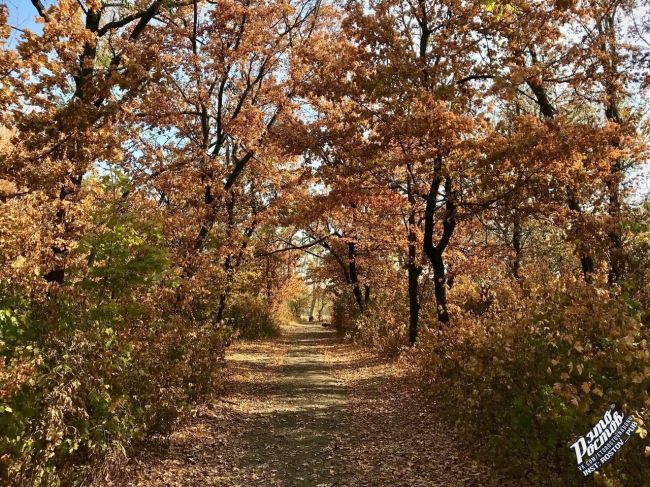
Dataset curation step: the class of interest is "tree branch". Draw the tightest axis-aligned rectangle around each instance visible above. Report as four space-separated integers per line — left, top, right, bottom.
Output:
30 0 49 21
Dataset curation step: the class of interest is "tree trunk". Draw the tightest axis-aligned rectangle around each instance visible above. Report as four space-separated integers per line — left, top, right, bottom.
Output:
527 48 596 285
215 291 228 324
429 249 450 324
309 286 318 321
567 192 595 283
602 13 624 286
318 295 326 321
320 239 365 314
39 4 163 284
213 193 257 324
606 160 623 286
407 257 421 344
511 210 523 280
423 168 456 327
347 242 365 313
406 166 422 345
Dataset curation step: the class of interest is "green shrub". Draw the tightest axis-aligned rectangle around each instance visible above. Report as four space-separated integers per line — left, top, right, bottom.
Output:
0 205 227 485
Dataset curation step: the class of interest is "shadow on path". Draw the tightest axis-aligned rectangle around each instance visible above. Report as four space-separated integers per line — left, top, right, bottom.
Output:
120 322 505 486
121 321 351 487
233 322 350 486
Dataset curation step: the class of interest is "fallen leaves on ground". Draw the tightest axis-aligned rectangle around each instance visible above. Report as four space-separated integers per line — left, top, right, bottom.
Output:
111 322 512 486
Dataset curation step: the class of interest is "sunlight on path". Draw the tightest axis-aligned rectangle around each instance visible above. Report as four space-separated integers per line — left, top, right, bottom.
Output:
120 322 501 487
229 322 349 486
121 322 352 486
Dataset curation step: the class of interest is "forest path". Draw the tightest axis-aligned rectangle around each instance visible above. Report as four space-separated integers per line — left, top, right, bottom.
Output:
234 322 349 485
120 322 501 486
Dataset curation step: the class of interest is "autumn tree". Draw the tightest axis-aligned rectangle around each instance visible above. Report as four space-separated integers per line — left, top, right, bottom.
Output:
118 0 325 320
0 0 201 285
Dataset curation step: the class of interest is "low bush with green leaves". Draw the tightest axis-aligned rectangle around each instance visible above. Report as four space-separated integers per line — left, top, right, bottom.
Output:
0 200 228 485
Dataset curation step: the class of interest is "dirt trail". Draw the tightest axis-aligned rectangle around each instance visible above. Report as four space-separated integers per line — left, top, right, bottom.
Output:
233 322 349 485
121 322 500 486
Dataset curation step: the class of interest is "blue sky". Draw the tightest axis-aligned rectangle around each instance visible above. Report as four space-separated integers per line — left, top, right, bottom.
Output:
5 0 50 46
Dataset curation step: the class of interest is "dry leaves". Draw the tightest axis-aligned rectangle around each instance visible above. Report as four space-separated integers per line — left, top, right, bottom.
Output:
115 322 508 486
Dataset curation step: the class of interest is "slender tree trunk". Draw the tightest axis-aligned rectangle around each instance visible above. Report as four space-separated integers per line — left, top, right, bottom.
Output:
606 159 623 286
407 257 421 344
511 210 523 280
320 239 365 314
39 4 163 284
347 242 365 313
213 192 257 324
406 165 422 345
44 9 100 285
318 295 326 321
415 8 454 326
215 252 234 325
215 291 228 324
423 167 456 327
527 48 596 284
566 193 595 283
429 249 450 324
309 286 318 321
266 258 273 305
601 15 624 286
